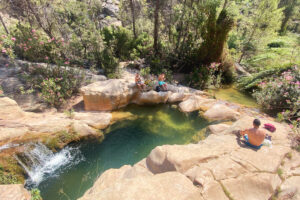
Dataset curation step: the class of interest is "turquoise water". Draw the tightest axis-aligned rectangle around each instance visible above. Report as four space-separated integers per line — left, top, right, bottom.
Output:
37 104 209 200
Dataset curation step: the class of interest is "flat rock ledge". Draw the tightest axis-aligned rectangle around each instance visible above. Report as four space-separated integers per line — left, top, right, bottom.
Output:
79 116 298 200
0 97 112 143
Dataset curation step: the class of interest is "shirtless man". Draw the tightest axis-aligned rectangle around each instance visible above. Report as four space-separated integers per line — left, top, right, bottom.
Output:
239 119 266 149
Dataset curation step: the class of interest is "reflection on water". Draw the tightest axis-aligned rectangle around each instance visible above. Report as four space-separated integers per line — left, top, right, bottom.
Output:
37 104 209 200
207 85 260 108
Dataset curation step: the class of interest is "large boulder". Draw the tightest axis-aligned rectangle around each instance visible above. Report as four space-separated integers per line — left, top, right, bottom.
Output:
145 134 240 174
168 93 191 103
80 79 138 111
179 95 217 112
133 91 171 105
0 184 31 200
207 123 231 135
203 104 240 121
0 77 23 94
79 170 202 200
0 97 25 120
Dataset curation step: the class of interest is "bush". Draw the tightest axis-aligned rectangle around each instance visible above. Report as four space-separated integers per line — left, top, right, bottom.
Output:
102 26 152 61
189 63 223 89
13 24 63 63
253 65 299 128
30 188 42 200
267 41 285 48
0 34 15 58
22 64 85 108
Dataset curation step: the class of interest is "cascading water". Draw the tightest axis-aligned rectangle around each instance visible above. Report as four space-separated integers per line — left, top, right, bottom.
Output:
15 142 84 187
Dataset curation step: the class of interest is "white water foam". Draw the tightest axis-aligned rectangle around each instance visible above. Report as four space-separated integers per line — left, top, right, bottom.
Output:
15 143 84 187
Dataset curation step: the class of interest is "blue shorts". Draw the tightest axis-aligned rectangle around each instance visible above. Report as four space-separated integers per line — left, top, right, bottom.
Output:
244 135 262 149
159 81 166 86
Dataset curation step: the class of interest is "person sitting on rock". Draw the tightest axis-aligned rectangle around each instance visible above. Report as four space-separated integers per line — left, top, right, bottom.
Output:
158 73 167 91
135 73 145 91
238 119 266 149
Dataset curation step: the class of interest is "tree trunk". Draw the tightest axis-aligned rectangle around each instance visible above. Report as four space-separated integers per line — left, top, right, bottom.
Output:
153 0 160 55
130 0 137 38
238 27 256 64
0 14 9 34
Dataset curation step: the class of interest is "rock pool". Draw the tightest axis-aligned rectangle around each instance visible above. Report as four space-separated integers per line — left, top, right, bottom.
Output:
33 104 210 200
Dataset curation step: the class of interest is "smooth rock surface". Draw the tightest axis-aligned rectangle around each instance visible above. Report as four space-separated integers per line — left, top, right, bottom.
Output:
207 123 231 135
168 93 191 103
79 171 203 200
221 173 281 200
0 184 31 200
203 104 240 121
73 112 112 129
133 91 171 105
0 97 25 120
179 95 216 112
279 176 300 200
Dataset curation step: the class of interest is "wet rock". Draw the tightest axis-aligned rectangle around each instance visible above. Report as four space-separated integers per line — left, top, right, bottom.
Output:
0 184 31 200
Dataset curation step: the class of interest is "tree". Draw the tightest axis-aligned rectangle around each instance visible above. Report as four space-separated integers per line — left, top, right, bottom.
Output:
279 0 299 35
153 0 160 55
130 0 137 38
236 0 283 63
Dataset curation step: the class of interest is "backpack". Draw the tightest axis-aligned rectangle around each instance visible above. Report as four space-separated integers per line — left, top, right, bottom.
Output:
155 86 161 92
263 123 276 132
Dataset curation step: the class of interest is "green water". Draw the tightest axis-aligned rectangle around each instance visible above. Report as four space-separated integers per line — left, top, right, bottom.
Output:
208 85 260 109
38 104 209 200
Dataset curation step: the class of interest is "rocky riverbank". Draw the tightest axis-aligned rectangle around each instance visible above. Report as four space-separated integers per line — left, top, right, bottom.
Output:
0 62 299 200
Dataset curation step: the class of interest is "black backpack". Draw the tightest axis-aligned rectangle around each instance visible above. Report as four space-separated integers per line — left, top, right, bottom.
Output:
155 86 161 92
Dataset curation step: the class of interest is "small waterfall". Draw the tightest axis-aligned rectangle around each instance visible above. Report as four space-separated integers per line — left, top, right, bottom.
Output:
15 142 84 187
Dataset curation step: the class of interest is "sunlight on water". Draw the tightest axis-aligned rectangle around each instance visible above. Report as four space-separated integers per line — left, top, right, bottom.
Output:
208 85 260 109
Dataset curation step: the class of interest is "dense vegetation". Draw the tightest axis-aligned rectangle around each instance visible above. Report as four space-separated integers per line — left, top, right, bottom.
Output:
0 0 299 129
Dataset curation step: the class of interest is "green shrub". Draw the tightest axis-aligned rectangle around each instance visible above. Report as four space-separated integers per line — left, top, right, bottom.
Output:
252 65 299 130
30 188 42 200
0 171 21 184
189 63 223 89
13 24 62 63
267 41 285 48
0 34 15 58
22 64 85 108
100 48 120 78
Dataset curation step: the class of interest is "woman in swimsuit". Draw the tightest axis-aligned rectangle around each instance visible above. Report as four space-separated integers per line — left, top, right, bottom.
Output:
135 73 145 91
158 74 167 91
